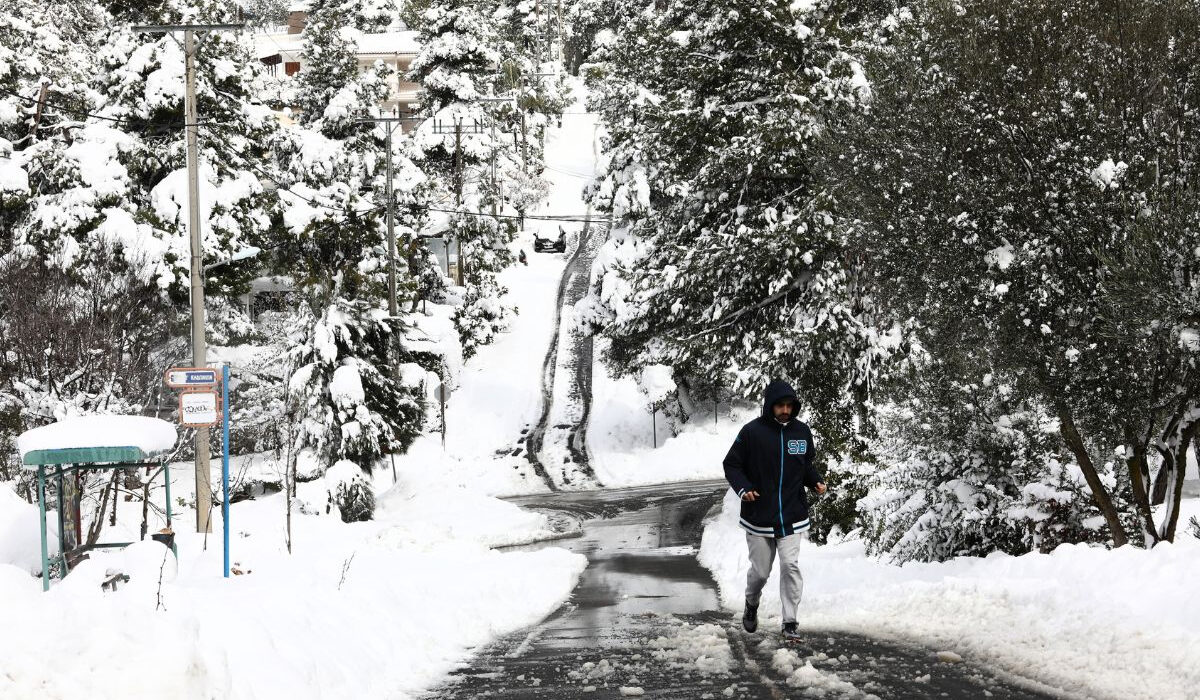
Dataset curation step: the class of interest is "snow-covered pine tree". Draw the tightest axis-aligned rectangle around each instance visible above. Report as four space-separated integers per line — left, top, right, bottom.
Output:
830 0 1200 547
491 0 570 221
278 0 429 485
561 0 619 73
408 0 500 179
578 0 901 455
1 0 277 440
408 0 521 353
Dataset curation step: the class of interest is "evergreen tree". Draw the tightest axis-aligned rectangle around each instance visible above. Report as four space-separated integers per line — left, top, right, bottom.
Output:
409 0 521 355
285 297 424 472
578 0 900 454
830 0 1200 547
279 0 431 478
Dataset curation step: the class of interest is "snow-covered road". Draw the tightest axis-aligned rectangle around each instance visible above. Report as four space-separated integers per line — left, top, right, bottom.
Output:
425 482 1059 700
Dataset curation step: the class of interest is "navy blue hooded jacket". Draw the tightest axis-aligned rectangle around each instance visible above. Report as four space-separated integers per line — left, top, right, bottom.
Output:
723 380 823 538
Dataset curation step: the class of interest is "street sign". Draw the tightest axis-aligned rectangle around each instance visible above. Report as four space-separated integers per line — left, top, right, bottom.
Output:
179 390 219 427
165 367 220 388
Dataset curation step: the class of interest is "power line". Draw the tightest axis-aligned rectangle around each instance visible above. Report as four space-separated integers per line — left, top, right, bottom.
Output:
420 204 603 224
0 84 225 131
0 85 133 126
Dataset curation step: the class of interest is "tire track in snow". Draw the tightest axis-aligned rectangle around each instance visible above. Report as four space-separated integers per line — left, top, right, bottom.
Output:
525 214 600 489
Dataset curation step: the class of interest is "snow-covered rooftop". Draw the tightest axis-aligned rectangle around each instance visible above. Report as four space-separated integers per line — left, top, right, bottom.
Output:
17 416 177 467
352 30 421 55
253 30 420 62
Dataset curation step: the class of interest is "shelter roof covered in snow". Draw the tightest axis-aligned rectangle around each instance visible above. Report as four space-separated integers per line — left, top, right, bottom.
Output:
17 416 178 467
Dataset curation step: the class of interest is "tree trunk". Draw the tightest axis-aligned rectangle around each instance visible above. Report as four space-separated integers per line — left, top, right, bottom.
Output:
140 471 151 541
85 472 117 546
1123 429 1159 548
1161 419 1198 542
1150 462 1170 505
1056 403 1129 547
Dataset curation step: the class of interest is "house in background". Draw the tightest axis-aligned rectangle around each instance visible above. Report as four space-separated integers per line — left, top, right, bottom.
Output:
254 4 423 121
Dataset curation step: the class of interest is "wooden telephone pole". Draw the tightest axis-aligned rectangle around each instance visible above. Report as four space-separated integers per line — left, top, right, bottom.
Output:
133 22 243 535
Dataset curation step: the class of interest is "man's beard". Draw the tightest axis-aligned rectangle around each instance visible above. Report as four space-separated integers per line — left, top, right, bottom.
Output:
774 413 791 424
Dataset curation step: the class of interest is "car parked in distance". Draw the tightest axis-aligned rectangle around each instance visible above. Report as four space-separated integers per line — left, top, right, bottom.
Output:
534 228 568 253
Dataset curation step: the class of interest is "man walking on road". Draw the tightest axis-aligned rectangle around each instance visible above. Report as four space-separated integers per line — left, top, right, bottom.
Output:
723 379 826 643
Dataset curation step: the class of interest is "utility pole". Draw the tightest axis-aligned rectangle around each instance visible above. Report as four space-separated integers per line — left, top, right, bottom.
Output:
556 0 563 61
454 118 464 286
356 115 422 347
433 102 508 284
356 116 421 315
134 22 243 535
490 119 498 219
385 122 397 317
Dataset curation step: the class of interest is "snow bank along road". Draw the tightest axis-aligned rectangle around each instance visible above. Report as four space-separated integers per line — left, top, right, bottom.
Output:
423 481 1060 699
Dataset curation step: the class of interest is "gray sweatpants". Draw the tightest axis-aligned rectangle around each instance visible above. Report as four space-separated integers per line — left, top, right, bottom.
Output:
745 533 805 624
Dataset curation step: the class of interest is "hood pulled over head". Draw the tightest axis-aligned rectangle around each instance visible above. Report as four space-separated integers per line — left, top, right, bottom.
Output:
762 379 798 418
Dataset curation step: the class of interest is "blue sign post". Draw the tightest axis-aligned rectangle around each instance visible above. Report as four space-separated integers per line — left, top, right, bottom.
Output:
221 364 231 578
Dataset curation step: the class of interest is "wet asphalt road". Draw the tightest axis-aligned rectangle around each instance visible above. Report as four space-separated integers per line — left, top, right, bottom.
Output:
424 481 1063 700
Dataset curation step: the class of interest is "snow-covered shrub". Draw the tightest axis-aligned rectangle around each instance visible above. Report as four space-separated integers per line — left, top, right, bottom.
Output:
859 369 1109 563
806 459 868 545
636 364 686 435
206 296 261 346
414 244 449 305
452 280 512 361
638 364 676 410
324 459 375 523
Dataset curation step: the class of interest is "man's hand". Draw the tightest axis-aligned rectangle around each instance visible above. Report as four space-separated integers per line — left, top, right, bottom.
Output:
742 490 761 501
814 482 827 495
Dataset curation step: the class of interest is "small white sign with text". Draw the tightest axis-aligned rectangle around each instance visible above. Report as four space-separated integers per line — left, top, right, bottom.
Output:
179 391 219 427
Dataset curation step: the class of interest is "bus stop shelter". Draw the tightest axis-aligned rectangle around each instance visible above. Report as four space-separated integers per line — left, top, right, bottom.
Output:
16 416 178 592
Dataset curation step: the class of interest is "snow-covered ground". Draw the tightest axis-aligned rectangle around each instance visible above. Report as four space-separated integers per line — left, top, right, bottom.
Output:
0 465 585 699
699 488 1200 700
388 239 566 497
588 346 754 487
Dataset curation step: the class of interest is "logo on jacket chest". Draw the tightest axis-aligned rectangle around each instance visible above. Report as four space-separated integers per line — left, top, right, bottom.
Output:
787 440 807 455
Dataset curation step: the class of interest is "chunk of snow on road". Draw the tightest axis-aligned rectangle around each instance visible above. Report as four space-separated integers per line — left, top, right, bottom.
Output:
648 621 733 675
936 650 963 663
619 687 645 696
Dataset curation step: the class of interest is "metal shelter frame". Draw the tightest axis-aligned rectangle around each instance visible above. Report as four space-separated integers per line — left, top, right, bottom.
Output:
30 455 174 592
